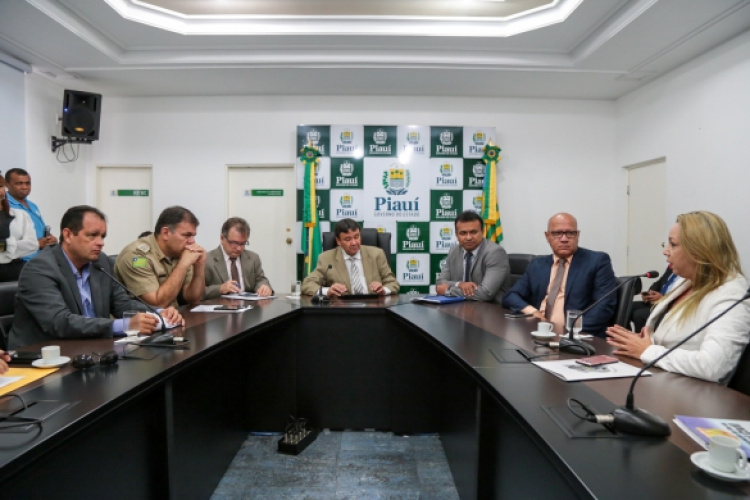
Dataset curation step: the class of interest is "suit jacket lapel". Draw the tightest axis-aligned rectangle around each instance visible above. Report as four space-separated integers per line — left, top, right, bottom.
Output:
361 247 377 285
89 262 106 318
54 246 85 315
334 248 352 290
213 249 230 282
564 253 583 308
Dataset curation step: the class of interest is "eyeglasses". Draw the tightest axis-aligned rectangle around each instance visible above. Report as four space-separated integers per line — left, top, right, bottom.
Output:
225 239 249 247
72 351 119 369
549 230 579 239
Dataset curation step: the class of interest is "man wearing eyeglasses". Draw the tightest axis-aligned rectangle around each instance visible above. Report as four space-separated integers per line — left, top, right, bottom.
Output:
115 206 206 308
502 212 617 337
203 217 272 299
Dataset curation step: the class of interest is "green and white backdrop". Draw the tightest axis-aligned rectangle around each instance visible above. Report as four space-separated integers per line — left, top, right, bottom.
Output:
296 125 499 293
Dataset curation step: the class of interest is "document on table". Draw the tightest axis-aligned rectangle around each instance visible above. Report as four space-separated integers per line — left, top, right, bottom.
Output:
221 293 277 301
190 305 252 313
532 359 651 382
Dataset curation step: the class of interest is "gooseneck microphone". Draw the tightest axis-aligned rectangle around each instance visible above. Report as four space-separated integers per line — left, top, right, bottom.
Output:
93 262 173 344
557 271 661 356
584 285 750 437
311 265 333 304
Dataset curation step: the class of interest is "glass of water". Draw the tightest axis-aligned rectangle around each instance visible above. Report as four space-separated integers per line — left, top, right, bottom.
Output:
123 310 139 336
566 309 582 339
291 280 301 297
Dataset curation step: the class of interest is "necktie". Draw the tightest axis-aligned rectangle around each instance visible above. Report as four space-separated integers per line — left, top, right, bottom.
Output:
660 273 677 295
230 258 240 284
545 258 567 321
83 297 95 318
349 257 365 294
464 252 473 283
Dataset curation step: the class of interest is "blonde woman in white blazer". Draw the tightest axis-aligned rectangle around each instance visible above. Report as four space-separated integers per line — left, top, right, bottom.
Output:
606 211 750 384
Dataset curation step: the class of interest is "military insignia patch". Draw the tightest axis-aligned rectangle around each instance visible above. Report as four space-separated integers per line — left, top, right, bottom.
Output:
131 257 148 268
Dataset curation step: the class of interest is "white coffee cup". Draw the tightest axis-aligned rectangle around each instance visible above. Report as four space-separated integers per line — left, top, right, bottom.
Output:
708 434 748 473
41 345 61 364
537 322 554 333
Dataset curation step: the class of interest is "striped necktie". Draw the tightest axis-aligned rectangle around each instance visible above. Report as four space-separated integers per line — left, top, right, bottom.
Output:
349 257 366 294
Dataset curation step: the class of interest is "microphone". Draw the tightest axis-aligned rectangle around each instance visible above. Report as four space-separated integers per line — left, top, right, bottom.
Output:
585 285 750 437
311 265 333 304
558 271 661 356
93 262 173 345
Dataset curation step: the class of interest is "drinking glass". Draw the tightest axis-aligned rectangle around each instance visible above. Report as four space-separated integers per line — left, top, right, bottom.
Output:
566 309 582 339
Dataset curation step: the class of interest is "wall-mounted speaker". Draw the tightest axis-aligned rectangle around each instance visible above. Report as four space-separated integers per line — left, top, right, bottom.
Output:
61 89 102 141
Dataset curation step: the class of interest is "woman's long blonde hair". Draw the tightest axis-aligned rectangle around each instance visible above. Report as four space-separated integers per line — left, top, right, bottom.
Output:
670 211 742 320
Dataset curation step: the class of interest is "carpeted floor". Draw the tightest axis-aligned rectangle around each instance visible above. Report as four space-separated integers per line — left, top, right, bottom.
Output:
211 430 460 499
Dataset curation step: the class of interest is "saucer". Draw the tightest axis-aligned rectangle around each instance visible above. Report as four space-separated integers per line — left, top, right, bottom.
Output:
691 451 750 481
32 356 71 369
531 331 556 340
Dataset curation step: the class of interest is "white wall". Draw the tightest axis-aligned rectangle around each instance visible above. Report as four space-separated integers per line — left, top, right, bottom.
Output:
0 62 25 172
88 96 617 259
615 30 750 269
24 76 91 236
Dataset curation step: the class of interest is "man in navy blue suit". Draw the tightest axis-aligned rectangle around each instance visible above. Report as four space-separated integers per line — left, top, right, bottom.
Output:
502 213 617 337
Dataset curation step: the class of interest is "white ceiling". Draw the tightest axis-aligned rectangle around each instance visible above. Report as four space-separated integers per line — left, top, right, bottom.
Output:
0 0 749 99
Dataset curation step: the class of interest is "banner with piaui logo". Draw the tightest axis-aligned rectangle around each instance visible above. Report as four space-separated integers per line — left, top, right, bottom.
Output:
296 124 498 293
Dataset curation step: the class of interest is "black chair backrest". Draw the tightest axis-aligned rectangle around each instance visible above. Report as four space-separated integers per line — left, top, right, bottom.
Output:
322 228 392 263
728 343 750 396
611 276 643 328
507 253 535 287
0 281 18 351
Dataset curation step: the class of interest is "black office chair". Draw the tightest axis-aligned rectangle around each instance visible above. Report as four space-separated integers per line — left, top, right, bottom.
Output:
728 343 750 395
507 253 535 287
0 281 18 351
108 253 118 269
322 228 392 263
610 276 642 328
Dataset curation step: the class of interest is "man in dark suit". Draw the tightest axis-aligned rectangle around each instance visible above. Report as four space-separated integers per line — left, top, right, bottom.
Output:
502 213 617 337
629 265 681 332
301 218 399 297
203 217 272 299
436 210 511 303
9 205 183 349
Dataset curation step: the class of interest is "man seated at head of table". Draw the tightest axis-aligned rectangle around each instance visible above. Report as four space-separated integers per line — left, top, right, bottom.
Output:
435 210 511 303
301 218 400 298
8 205 183 350
606 211 750 384
203 217 273 299
501 212 618 337
115 206 206 309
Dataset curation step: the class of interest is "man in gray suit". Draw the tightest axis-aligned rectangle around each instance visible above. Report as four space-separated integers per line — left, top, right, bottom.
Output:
9 205 183 349
435 211 511 303
301 218 399 297
203 217 272 299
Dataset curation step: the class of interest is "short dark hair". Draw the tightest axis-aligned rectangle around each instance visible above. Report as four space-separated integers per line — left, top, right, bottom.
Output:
154 206 199 234
455 210 484 229
5 168 29 183
221 217 250 238
334 218 361 238
60 205 106 242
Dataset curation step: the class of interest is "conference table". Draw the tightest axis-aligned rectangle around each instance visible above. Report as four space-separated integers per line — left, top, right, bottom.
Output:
0 295 748 499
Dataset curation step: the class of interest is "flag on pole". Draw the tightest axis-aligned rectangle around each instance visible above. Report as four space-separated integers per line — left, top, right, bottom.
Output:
481 141 503 243
300 142 322 276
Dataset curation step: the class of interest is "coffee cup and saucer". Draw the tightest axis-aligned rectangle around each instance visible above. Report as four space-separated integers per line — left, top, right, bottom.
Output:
31 345 71 369
691 435 750 482
531 322 556 340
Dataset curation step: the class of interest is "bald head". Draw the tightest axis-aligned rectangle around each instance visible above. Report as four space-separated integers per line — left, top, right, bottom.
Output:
545 213 580 259
547 213 577 231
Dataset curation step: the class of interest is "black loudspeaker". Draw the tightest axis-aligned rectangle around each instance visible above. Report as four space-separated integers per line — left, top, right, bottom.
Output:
62 89 102 141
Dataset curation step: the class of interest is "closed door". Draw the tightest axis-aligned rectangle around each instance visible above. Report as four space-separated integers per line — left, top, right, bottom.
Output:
96 166 152 257
227 165 296 294
626 160 667 287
